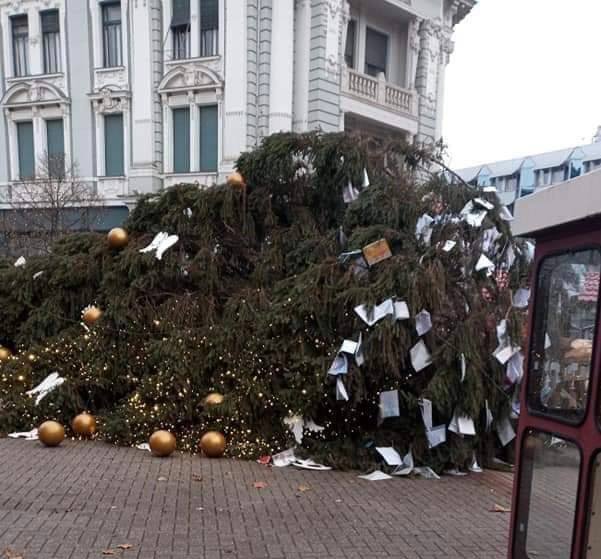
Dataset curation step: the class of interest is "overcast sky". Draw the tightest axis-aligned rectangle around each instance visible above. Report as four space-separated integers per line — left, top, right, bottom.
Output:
443 0 601 169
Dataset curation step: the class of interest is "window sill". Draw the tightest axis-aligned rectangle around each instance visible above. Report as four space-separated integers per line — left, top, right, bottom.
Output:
99 175 127 180
95 66 126 73
7 72 64 82
165 55 221 65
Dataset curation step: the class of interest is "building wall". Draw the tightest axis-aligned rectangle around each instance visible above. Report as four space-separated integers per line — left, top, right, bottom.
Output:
0 0 473 209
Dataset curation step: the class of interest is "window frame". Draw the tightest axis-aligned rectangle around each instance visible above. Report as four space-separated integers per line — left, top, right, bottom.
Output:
512 428 583 559
525 246 601 427
364 26 389 78
103 113 125 177
172 106 191 174
171 0 191 60
45 118 65 179
198 103 218 173
16 120 35 180
11 14 29 78
344 19 357 69
199 0 219 58
102 1 123 68
41 9 61 75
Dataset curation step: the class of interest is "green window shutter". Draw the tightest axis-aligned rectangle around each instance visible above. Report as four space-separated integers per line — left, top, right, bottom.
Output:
199 105 217 172
104 113 124 177
17 121 35 179
46 119 65 177
173 107 190 173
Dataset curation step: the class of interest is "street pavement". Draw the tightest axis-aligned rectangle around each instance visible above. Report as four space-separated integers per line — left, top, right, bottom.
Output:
0 439 512 559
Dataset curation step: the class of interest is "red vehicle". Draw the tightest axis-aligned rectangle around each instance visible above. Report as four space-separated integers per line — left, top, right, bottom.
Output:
510 171 601 558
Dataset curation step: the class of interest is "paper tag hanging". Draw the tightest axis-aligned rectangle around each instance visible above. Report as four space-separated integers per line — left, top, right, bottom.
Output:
460 354 467 383
410 340 432 372
415 310 432 336
379 390 400 421
336 377 349 401
362 239 392 267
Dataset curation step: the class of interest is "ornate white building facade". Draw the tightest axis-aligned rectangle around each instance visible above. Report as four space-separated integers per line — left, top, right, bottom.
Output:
0 0 474 221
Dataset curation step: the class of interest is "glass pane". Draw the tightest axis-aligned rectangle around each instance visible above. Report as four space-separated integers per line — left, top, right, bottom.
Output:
514 431 580 558
17 121 35 179
103 3 121 23
46 119 65 178
527 249 600 421
587 453 601 557
365 28 387 77
199 105 217 172
345 20 356 68
104 114 124 177
173 108 190 174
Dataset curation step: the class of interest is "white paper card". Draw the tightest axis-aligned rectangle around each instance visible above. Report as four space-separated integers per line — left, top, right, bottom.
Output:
485 400 494 432
391 450 414 476
416 214 434 245
465 210 488 228
415 310 432 336
475 254 495 274
497 417 516 447
507 351 524 384
513 288 531 309
442 240 457 252
8 428 38 440
544 332 552 350
419 398 433 432
393 301 410 321
460 354 467 383
448 412 476 436
494 344 520 365
414 467 440 480
474 197 494 210
340 340 358 355
362 168 370 188
376 447 403 466
26 372 65 406
354 299 394 326
328 353 348 376
379 390 400 420
427 425 447 449
482 227 501 253
358 470 393 481
355 333 365 367
410 340 432 372
336 377 349 401
343 182 360 203
272 449 297 467
14 256 26 267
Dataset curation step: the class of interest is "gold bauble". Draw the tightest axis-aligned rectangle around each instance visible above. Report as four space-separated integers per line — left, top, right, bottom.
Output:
72 413 97 437
227 172 246 190
149 430 177 458
82 306 103 326
204 392 224 406
107 227 129 250
199 431 226 458
39 421 65 447
0 347 12 362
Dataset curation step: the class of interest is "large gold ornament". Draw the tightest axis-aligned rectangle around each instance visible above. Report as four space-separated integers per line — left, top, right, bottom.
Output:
203 392 224 406
199 431 226 458
72 413 97 437
107 227 129 250
82 305 103 326
39 421 65 447
227 172 246 190
149 430 177 457
0 347 11 362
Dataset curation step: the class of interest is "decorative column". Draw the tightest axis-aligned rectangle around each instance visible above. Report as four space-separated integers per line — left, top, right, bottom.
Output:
216 88 224 180
293 0 311 132
62 104 73 173
415 20 440 144
223 0 247 167
268 0 294 134
32 107 44 170
28 6 42 75
5 110 19 182
161 95 173 174
189 92 199 172
406 17 422 91
190 0 200 59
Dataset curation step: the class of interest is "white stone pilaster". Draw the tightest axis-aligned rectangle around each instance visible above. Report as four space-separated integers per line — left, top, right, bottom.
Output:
293 0 311 132
162 95 172 173
407 17 421 90
189 93 199 171
268 0 294 134
190 0 200 59
28 6 42 76
223 0 247 164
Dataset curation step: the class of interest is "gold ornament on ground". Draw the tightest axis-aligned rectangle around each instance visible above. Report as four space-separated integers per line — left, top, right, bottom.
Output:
107 227 129 250
227 172 246 190
0 347 11 362
82 305 103 326
203 392 224 406
199 431 226 458
39 421 65 447
149 430 177 457
72 413 97 437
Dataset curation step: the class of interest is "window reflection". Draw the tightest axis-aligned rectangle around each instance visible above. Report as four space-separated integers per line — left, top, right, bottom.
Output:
527 249 600 421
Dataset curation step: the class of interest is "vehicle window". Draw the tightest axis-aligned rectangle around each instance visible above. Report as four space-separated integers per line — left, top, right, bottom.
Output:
527 249 600 422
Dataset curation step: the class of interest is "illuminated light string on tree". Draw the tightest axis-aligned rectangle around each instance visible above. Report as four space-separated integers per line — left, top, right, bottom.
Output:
0 132 530 470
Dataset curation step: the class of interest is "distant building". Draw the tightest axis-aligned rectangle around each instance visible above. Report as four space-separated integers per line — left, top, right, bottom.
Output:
454 127 601 208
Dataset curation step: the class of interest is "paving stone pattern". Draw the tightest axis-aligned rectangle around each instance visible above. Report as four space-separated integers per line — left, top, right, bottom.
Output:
0 439 513 559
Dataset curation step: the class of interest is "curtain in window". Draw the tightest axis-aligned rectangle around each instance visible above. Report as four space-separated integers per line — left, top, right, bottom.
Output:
199 105 218 172
12 16 29 77
103 4 122 67
46 119 65 178
42 11 61 74
173 108 190 173
17 121 35 179
104 114 124 177
200 0 218 57
365 28 388 77
171 0 190 59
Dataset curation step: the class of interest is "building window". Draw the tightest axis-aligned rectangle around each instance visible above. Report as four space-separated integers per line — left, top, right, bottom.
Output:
46 119 65 178
173 108 190 173
200 0 219 57
103 2 122 68
365 27 388 78
17 121 35 179
41 10 61 74
11 15 29 77
171 0 190 59
104 114 124 176
344 20 356 68
199 105 218 172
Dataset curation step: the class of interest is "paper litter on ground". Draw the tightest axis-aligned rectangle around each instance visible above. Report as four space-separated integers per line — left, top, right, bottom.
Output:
359 470 393 481
391 449 414 476
272 449 297 467
8 428 39 441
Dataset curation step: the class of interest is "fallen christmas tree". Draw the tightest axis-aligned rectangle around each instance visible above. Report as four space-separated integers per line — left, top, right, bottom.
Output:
0 132 530 471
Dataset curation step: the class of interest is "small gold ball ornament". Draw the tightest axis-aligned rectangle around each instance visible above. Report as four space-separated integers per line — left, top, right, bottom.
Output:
203 392 224 406
227 172 246 190
39 421 65 447
72 413 97 437
107 227 129 250
149 430 177 458
82 305 103 326
0 347 12 362
199 431 226 458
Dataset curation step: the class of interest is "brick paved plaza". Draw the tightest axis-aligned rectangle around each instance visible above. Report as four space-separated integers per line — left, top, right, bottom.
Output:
0 439 512 559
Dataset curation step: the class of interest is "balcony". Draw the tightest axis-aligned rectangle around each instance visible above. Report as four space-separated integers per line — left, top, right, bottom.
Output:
340 67 418 135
